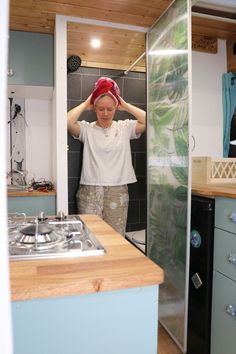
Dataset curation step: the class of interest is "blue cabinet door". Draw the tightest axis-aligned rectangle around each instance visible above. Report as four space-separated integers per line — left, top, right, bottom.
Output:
12 286 159 354
8 31 54 87
8 196 56 216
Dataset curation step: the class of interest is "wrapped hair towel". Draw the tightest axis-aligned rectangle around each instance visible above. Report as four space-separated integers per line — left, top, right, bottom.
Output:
91 77 120 105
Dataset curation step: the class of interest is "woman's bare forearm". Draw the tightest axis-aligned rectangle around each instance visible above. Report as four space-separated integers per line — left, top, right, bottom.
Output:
118 97 146 133
125 103 146 125
67 95 92 137
67 102 87 137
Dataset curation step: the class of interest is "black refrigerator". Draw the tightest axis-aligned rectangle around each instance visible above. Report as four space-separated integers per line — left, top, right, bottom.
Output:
187 195 215 354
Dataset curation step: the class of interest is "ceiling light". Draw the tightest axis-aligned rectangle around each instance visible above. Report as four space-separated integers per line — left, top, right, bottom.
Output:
91 39 101 48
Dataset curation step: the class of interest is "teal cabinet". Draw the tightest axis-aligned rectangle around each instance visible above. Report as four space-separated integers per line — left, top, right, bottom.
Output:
12 286 159 354
214 228 236 282
8 31 54 87
215 197 236 235
8 195 56 216
211 271 236 354
211 197 236 354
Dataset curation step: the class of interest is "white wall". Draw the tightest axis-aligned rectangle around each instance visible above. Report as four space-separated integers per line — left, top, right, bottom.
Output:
192 39 227 157
54 15 68 214
25 98 53 182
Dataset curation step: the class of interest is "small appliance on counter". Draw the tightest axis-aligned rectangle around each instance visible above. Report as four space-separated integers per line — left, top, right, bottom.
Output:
8 211 106 261
31 180 54 191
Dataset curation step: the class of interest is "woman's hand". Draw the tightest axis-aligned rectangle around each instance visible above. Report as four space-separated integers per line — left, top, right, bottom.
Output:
117 96 129 111
84 94 94 110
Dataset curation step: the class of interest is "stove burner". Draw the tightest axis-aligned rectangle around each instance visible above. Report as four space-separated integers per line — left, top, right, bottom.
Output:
19 223 56 244
21 224 53 236
8 213 106 260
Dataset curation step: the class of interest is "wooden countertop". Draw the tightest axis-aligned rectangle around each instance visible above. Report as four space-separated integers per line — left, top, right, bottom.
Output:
10 215 164 301
192 183 236 199
8 189 56 197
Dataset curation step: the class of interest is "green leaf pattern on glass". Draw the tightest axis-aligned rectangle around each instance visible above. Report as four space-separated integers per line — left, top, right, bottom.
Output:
147 0 189 347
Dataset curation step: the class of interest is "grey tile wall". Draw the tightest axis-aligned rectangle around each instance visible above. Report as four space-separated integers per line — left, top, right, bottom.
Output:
67 67 146 232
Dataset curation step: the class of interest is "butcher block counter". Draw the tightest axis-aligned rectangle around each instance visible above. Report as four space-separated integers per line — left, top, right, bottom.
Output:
192 183 236 199
10 214 164 301
11 215 164 354
7 189 56 197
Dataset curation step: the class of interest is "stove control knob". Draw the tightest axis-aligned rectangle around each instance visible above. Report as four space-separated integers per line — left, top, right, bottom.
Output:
38 211 47 221
56 211 66 220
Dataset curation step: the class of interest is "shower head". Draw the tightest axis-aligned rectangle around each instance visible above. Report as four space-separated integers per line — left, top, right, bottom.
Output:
67 55 81 73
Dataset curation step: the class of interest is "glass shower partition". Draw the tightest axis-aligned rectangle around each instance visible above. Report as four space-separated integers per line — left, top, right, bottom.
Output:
146 0 191 351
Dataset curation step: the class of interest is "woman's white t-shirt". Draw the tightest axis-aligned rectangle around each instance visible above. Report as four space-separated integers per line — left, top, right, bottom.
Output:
76 119 140 185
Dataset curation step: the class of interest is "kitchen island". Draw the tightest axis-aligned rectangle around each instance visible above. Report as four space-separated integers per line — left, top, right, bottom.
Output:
10 214 164 354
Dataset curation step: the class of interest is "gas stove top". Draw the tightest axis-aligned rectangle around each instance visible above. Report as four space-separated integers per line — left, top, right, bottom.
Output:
8 212 106 261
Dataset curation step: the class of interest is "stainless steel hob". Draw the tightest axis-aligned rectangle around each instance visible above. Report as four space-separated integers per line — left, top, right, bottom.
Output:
8 212 106 261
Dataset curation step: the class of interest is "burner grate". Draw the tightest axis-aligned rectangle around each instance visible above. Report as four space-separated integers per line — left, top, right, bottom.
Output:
8 213 105 260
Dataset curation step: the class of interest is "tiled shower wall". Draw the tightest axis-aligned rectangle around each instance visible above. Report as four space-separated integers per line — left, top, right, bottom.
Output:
67 67 146 232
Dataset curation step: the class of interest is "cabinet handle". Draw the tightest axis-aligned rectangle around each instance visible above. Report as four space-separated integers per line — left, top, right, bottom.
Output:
229 212 236 223
228 254 236 265
225 304 236 317
191 135 196 152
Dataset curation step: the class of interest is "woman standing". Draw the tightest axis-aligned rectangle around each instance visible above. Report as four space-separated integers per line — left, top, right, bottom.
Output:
67 77 146 236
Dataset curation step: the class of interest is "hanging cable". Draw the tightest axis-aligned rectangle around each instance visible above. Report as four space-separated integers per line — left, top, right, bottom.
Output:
8 104 21 124
8 98 13 181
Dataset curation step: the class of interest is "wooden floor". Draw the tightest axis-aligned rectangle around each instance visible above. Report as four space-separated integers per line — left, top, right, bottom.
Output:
158 323 183 354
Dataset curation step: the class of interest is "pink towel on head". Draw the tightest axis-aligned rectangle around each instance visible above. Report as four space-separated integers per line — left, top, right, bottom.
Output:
91 77 120 105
